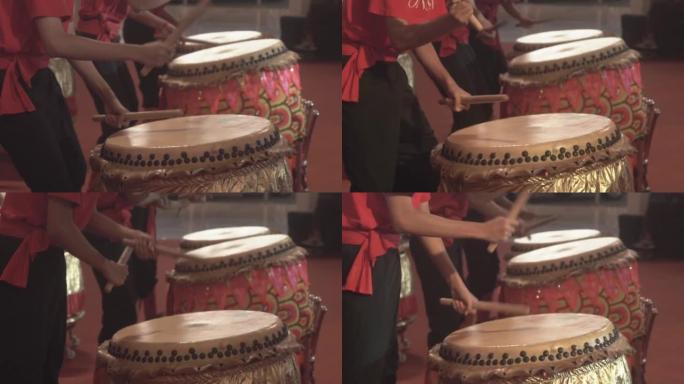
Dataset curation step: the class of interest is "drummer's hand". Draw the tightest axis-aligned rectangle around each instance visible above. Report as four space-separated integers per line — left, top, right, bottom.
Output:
446 81 470 112
482 216 518 243
513 218 528 237
135 41 175 67
102 94 128 129
101 259 129 287
124 229 157 260
449 273 478 316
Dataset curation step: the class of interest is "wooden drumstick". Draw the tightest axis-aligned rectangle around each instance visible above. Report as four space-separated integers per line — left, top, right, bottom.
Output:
140 0 211 76
104 246 133 293
122 238 191 260
440 298 530 316
487 191 531 253
92 109 184 122
179 36 218 46
440 94 509 107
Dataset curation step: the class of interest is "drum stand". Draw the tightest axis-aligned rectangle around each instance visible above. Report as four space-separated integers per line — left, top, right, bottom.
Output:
634 97 661 191
632 296 659 384
300 293 328 384
292 99 321 192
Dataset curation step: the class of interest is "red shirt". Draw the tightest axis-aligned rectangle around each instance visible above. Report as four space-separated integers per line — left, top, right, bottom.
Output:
342 0 446 102
77 0 130 42
0 193 100 288
342 193 431 295
0 0 72 115
439 26 470 57
97 193 133 227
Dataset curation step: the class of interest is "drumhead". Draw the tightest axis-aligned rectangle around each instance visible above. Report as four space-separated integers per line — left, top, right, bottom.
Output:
101 114 278 170
442 113 619 168
514 29 603 52
510 237 618 265
513 229 601 250
105 310 290 372
171 38 286 68
181 226 271 249
186 30 263 46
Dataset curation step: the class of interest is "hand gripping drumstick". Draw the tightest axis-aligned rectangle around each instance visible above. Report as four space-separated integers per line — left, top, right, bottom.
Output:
449 0 484 31
179 36 218 46
140 0 211 76
487 191 531 253
92 109 184 123
440 298 530 316
439 94 509 107
121 238 191 260
104 246 133 293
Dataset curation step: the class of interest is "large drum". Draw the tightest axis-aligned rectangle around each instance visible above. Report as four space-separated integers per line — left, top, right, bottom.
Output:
97 310 301 384
177 30 263 54
508 228 601 260
161 38 306 145
432 113 635 192
512 29 604 56
429 313 633 383
166 234 314 341
90 115 293 193
181 226 270 249
501 37 647 142
501 237 645 344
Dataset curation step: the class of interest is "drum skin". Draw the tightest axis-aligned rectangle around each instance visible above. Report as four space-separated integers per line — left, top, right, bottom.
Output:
502 38 647 143
167 259 314 342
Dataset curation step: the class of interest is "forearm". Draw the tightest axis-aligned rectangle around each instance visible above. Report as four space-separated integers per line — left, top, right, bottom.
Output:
84 211 132 242
419 235 461 282
412 43 454 95
128 10 167 30
386 196 488 240
386 15 462 52
69 60 116 100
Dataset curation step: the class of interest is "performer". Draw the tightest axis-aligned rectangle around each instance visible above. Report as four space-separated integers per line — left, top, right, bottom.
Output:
123 5 177 109
77 0 176 143
434 2 492 131
0 1 173 192
342 193 518 384
471 0 534 94
342 0 474 192
0 193 155 383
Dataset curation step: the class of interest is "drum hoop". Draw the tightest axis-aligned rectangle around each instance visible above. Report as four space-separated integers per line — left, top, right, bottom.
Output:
429 330 633 383
502 49 639 87
176 239 298 273
502 250 637 287
163 50 299 89
167 246 307 284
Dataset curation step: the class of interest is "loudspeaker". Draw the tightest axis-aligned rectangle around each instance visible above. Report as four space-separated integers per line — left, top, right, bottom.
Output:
621 14 648 48
650 0 684 56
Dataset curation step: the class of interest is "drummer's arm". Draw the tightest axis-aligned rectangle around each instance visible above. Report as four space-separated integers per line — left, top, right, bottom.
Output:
501 0 533 26
467 193 509 220
412 43 470 111
385 15 465 52
85 210 156 259
46 198 127 286
68 59 128 127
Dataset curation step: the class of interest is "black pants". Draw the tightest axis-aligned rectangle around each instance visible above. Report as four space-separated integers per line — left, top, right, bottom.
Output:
123 18 167 108
342 59 438 192
410 238 465 348
89 206 157 343
0 69 86 192
82 54 139 144
0 236 66 384
435 42 492 132
342 245 400 384
462 209 499 298
468 36 508 95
